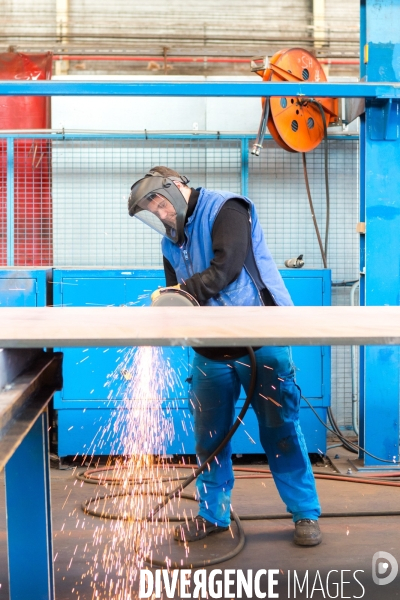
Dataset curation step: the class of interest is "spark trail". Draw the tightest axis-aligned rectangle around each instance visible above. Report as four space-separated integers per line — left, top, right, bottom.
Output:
88 346 183 599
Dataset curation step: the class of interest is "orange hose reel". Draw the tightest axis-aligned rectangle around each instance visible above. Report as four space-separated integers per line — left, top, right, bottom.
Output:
255 48 339 153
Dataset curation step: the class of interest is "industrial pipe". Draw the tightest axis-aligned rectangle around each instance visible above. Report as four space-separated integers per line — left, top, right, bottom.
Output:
52 55 359 65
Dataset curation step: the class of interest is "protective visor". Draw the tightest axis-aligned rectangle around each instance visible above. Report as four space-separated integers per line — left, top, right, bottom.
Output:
128 173 189 245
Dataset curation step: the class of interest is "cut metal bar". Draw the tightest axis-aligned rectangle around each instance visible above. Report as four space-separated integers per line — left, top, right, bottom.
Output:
0 352 63 470
0 353 63 439
0 306 400 348
0 348 39 391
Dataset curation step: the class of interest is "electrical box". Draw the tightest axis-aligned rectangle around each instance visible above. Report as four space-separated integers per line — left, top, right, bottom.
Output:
53 268 331 457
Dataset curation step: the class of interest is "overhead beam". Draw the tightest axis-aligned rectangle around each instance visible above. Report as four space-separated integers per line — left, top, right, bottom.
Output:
0 81 399 98
1 306 400 348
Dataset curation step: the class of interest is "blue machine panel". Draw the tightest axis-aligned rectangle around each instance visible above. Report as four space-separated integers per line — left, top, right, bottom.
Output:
54 268 331 457
54 271 189 403
0 269 51 307
281 272 330 403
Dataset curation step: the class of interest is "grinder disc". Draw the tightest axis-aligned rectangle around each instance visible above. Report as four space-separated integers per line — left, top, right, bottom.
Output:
151 288 199 307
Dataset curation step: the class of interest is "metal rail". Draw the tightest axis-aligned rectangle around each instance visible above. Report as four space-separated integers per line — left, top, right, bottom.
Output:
0 81 398 98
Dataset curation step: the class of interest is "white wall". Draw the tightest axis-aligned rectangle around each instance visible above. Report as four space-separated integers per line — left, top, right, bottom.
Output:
51 75 262 133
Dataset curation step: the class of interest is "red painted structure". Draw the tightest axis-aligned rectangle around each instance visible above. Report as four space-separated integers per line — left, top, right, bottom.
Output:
0 52 53 265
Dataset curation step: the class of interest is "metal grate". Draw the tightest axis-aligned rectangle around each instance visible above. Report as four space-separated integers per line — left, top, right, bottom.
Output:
0 140 6 265
14 139 53 266
249 138 359 281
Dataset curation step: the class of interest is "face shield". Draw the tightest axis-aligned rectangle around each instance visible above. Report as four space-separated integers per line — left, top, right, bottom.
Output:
128 172 189 245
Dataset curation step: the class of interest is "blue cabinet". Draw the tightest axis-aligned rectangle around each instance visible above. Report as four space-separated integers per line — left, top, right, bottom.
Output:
0 268 51 307
53 268 331 457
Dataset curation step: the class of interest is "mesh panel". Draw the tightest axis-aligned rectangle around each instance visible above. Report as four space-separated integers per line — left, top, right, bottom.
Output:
0 140 6 265
248 138 359 431
13 139 53 266
52 138 241 266
248 139 359 280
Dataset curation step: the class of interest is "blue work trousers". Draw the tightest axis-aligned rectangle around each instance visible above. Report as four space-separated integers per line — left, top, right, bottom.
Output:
189 346 321 527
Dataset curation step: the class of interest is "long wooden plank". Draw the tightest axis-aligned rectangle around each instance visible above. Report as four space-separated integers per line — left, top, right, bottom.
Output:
0 306 400 347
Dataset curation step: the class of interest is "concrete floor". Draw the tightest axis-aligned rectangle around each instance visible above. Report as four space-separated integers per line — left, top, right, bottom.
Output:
1 451 400 600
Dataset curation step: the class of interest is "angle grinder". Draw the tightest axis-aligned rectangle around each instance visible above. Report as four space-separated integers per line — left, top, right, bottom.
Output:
150 286 199 307
151 286 257 360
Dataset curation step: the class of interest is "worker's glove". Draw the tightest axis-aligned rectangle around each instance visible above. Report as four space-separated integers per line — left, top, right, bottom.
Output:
151 284 181 303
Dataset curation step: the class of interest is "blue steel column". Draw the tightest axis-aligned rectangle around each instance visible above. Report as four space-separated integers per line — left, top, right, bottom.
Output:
363 0 400 467
6 137 14 266
4 411 55 600
358 0 367 459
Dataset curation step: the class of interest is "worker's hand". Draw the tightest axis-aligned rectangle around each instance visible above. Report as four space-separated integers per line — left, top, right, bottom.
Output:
151 284 181 303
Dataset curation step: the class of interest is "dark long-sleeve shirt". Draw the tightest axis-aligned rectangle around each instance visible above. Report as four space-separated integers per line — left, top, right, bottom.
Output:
163 188 275 307
163 189 252 304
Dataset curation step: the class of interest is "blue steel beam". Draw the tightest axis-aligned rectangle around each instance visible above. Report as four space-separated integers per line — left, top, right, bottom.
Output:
361 0 400 468
5 412 55 600
0 81 399 98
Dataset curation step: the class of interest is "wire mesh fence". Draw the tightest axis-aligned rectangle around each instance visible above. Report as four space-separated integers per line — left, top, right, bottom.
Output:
51 138 242 266
248 138 359 434
1 133 359 430
0 140 7 265
249 138 359 281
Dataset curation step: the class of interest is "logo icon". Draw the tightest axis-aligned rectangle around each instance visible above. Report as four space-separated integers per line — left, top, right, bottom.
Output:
372 551 398 586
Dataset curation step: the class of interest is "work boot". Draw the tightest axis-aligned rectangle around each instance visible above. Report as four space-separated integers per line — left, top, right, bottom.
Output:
174 515 229 543
293 519 322 546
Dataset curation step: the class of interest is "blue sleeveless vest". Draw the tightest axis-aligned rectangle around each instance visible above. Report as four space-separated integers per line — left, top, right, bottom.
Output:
162 188 293 307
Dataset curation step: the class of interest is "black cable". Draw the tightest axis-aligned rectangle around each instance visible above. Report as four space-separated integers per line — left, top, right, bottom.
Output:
331 280 359 287
301 394 400 465
301 99 330 269
302 152 327 268
327 406 358 454
83 489 245 568
312 100 330 260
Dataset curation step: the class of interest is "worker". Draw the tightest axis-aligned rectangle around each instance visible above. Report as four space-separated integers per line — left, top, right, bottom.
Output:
128 166 322 547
